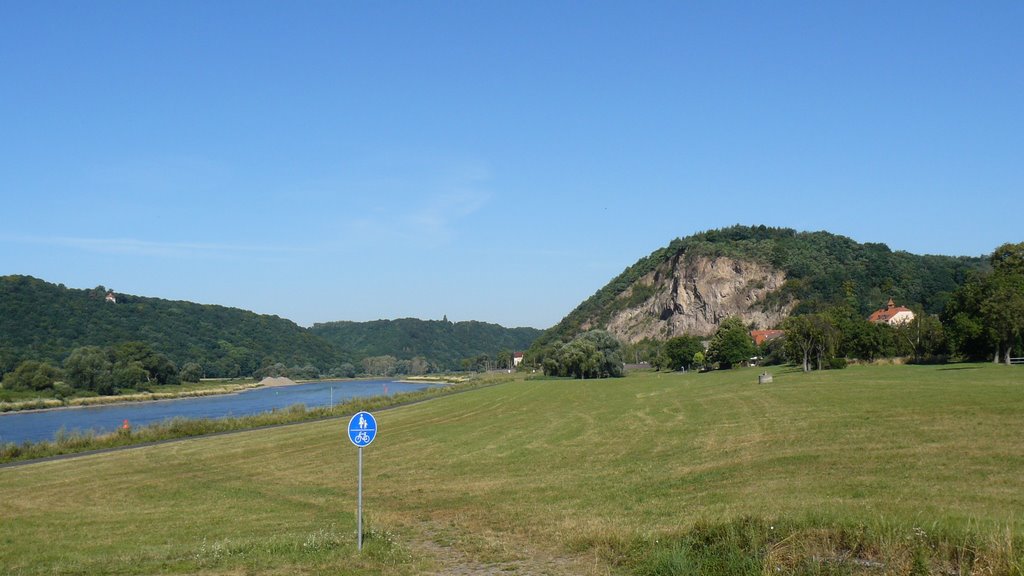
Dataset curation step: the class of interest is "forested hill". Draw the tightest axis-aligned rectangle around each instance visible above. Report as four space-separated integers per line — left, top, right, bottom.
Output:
309 318 542 370
0 275 542 377
0 275 344 376
535 225 989 348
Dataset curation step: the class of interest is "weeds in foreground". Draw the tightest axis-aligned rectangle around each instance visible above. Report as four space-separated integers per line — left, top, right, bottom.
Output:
589 517 1024 576
186 523 410 573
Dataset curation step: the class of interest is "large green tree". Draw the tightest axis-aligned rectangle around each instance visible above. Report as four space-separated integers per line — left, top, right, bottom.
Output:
783 316 815 372
543 330 624 379
783 314 840 372
981 272 1024 364
941 272 994 360
942 242 1024 363
892 310 947 363
707 317 756 369
64 346 113 394
986 242 1024 364
990 242 1024 275
114 342 179 385
656 335 705 371
558 338 603 379
362 355 398 376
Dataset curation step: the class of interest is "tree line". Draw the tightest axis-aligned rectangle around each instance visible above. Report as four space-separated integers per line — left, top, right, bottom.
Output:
776 241 1023 370
1 346 512 400
1 341 200 397
309 318 541 371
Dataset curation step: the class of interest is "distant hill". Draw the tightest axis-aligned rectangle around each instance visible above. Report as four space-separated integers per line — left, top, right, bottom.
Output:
534 225 989 349
0 275 345 377
0 276 541 377
310 318 542 370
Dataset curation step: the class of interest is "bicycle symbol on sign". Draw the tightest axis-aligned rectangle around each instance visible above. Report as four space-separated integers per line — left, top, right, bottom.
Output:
348 411 377 447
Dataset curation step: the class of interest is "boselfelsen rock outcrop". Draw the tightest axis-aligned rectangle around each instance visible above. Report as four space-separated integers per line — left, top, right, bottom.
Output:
601 254 792 343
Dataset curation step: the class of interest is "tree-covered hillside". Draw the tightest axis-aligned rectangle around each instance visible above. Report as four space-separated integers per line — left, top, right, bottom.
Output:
0 275 345 377
536 225 989 349
310 318 542 371
0 276 542 382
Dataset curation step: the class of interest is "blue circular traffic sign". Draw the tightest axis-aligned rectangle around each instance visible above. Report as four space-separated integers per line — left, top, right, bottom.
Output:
348 411 377 447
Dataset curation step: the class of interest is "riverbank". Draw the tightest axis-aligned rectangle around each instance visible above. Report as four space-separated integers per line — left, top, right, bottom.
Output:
0 374 471 414
0 374 507 464
396 374 469 385
0 381 263 414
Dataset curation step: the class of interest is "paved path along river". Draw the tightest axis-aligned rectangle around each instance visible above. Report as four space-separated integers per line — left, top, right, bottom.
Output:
0 380 430 445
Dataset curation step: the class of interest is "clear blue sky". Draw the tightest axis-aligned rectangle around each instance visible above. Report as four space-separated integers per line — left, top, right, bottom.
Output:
2 2 1021 329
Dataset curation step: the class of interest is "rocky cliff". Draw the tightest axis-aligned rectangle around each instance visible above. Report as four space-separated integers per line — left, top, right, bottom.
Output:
595 254 792 343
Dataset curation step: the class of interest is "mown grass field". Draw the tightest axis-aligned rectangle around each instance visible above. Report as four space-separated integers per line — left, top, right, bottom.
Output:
1 364 1022 575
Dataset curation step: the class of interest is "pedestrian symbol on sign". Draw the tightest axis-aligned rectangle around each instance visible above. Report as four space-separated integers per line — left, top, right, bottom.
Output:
348 411 377 447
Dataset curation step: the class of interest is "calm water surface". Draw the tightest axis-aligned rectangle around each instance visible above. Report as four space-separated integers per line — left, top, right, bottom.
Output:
0 380 429 445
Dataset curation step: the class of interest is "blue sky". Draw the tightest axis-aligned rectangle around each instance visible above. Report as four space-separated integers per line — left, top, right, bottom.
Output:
2 2 1021 329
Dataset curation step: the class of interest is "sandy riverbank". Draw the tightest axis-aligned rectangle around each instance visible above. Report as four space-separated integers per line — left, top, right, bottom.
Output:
255 376 299 388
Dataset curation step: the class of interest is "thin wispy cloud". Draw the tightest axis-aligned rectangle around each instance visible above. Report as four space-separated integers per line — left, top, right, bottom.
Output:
405 189 491 243
332 161 494 248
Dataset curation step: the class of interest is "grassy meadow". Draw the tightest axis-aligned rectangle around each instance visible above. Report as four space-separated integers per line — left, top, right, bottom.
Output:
1 364 1023 575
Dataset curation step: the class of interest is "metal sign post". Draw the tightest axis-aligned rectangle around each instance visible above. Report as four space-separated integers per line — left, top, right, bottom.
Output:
357 445 363 550
347 411 377 551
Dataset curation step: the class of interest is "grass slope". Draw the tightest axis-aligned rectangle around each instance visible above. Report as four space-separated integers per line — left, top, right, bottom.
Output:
1 364 1022 575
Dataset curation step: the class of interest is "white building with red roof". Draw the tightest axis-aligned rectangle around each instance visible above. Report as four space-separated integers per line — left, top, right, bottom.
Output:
868 298 915 325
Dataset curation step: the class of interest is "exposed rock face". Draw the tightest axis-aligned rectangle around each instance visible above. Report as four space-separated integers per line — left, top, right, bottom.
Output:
604 254 793 343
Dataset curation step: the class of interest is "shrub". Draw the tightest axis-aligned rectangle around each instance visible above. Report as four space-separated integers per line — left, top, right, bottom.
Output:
2 360 64 391
180 362 203 383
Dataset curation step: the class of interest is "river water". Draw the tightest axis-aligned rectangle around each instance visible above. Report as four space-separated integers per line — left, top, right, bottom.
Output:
0 380 429 445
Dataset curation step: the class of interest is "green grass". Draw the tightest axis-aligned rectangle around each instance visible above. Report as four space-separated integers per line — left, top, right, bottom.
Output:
1 364 1023 575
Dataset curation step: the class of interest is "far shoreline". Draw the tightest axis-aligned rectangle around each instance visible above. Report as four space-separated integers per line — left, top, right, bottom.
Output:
0 375 465 414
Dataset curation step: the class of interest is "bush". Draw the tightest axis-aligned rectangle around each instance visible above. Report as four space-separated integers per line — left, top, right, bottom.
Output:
2 361 63 391
180 362 203 383
53 382 74 399
829 357 848 370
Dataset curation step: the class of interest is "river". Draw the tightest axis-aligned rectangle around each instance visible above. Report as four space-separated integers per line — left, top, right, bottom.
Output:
0 380 430 445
